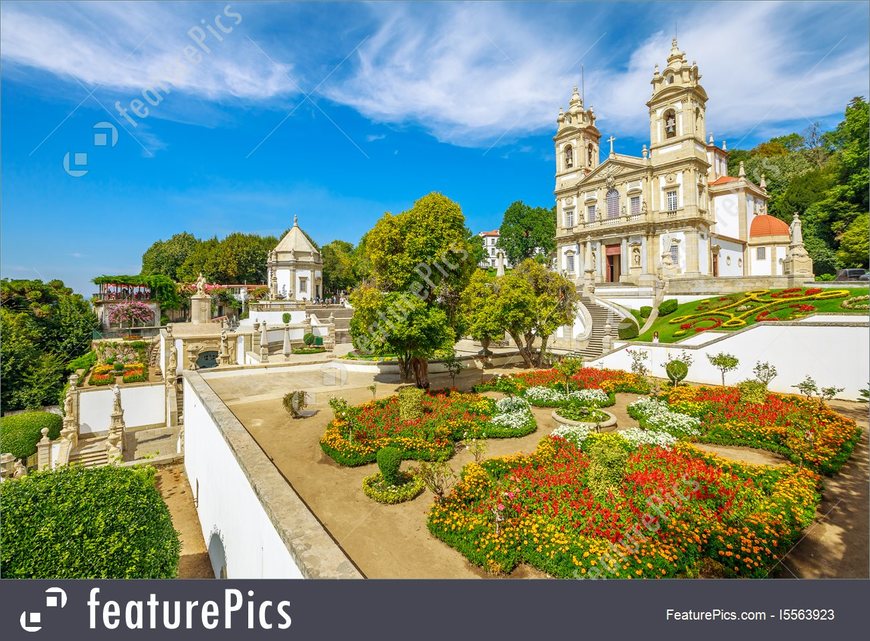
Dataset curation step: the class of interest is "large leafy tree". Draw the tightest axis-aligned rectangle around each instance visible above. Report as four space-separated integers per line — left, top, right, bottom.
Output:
321 240 361 294
727 97 869 274
141 232 201 281
491 260 578 367
458 270 503 351
351 192 481 387
497 201 556 266
0 279 97 411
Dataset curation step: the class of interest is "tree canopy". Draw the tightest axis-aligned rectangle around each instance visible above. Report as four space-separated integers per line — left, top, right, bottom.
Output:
321 240 366 294
350 193 481 386
497 200 556 266
727 97 869 274
1 279 98 411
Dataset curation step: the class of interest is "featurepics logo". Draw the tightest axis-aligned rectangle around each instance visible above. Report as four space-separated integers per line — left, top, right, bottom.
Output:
86 588 292 631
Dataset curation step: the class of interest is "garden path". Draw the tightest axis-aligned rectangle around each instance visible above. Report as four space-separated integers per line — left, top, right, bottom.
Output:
155 464 214 578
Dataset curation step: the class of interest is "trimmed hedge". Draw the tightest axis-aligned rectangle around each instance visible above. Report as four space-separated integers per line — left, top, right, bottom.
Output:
658 299 678 316
639 306 653 318
0 465 180 578
0 412 62 459
617 321 639 340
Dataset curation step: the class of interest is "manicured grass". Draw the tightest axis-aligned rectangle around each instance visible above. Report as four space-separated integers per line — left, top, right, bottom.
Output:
635 287 868 343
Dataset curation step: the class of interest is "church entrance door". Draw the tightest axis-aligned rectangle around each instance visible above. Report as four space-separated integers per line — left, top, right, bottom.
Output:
712 252 719 277
605 244 621 282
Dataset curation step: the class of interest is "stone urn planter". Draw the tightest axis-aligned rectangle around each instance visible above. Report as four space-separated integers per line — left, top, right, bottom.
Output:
551 409 618 433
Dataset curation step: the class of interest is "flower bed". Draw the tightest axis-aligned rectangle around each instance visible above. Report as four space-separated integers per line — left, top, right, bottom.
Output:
89 364 116 386
121 362 148 384
320 391 536 466
665 386 862 474
555 404 610 424
523 386 614 408
475 368 648 395
428 435 820 578
627 397 702 437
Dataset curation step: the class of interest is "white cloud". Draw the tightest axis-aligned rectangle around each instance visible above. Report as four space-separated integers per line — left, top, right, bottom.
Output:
326 2 868 147
366 133 387 142
0 1 296 101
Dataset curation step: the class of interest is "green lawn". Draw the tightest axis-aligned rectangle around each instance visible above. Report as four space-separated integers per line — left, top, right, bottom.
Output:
634 286 868 343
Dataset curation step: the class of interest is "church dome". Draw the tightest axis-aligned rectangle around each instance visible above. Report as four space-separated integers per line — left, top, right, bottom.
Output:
749 214 789 238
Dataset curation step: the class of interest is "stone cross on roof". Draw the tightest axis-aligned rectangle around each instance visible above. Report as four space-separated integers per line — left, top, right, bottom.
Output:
607 135 616 156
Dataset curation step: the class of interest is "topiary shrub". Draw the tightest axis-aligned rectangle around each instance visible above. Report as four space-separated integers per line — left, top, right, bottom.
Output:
617 321 639 340
0 465 180 578
737 379 768 405
314 336 324 346
303 332 316 346
584 434 631 501
282 312 291 324
658 299 678 316
398 386 425 421
665 360 689 387
376 446 403 486
0 412 62 459
639 306 653 318
282 390 308 418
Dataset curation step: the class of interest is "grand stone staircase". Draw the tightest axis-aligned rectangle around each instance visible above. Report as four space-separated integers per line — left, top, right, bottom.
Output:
306 304 353 344
577 293 619 361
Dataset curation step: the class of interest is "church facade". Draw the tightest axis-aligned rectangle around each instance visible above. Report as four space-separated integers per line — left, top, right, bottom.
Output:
553 38 807 286
266 216 323 301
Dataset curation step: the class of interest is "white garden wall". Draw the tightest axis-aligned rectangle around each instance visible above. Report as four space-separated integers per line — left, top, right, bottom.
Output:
78 383 165 435
183 377 304 579
594 321 868 400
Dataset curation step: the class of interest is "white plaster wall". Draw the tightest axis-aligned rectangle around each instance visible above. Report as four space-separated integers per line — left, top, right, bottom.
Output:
712 193 739 239
717 239 744 277
184 378 304 579
593 323 868 400
275 267 322 301
776 246 787 275
79 384 165 435
243 310 307 326
750 245 772 276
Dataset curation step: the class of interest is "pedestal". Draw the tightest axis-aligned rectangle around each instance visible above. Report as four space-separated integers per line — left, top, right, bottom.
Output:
190 294 211 324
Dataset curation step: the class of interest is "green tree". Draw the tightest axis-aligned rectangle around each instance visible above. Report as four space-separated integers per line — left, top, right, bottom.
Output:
512 259 579 366
458 270 503 352
0 279 98 411
321 240 360 294
141 232 201 281
177 237 220 283
836 212 870 268
351 193 480 387
497 201 556 266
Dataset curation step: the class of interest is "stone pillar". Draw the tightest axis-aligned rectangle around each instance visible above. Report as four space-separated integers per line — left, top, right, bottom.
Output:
190 293 211 324
218 330 230 366
259 321 270 363
37 428 52 470
684 229 701 277
283 324 291 360
60 373 79 448
106 385 125 464
783 212 814 278
583 240 595 292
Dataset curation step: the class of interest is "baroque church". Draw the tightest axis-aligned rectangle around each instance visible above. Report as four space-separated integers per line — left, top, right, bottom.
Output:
553 38 812 286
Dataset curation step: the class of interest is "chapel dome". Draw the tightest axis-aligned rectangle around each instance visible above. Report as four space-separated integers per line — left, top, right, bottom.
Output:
749 214 789 238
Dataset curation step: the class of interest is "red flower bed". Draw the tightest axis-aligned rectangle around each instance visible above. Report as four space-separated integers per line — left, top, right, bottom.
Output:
667 386 862 474
428 436 819 577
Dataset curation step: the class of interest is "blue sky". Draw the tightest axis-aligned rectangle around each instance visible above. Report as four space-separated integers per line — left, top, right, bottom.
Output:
2 1 868 295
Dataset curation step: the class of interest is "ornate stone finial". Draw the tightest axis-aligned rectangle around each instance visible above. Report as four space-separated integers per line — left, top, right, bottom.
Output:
165 323 173 337
721 140 727 150
293 214 299 227
653 63 660 76
760 174 767 191
738 161 746 177
709 133 714 145
570 86 582 107
642 144 649 159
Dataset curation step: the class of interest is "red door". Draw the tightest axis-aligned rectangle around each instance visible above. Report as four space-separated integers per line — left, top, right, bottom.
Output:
605 244 621 282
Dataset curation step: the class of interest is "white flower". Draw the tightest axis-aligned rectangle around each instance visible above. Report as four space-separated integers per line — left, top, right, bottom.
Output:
491 396 534 431
618 427 677 448
551 424 594 445
628 397 701 436
567 389 609 406
524 386 565 404
495 396 531 413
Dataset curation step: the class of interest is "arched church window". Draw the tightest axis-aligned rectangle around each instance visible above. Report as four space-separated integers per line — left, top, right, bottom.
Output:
664 109 677 139
606 188 619 219
587 143 594 166
564 145 574 169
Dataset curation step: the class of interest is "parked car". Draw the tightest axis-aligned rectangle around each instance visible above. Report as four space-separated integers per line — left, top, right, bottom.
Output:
859 273 870 281
835 268 868 281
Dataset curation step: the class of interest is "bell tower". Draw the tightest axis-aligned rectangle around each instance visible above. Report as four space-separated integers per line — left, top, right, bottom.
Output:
647 38 708 157
554 86 601 182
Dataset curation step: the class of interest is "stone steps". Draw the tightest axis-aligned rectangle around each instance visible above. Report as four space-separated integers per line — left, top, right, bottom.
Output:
577 294 618 360
69 443 108 468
